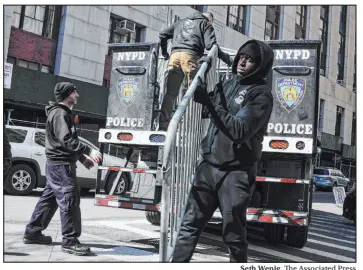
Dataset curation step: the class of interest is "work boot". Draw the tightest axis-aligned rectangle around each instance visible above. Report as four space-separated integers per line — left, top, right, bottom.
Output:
61 243 91 256
23 233 52 245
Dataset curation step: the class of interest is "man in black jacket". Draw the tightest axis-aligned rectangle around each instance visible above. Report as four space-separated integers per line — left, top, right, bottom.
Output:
172 40 274 262
158 12 232 130
24 82 102 256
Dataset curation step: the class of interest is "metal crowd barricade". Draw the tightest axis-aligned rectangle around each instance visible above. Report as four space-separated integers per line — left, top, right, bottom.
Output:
158 44 219 262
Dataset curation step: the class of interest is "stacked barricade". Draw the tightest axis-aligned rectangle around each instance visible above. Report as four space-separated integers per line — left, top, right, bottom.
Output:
158 44 219 262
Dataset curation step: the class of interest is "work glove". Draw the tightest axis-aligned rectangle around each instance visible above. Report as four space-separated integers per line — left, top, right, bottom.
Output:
89 148 103 164
198 56 213 74
193 77 213 107
3 158 12 176
217 46 233 66
162 52 170 61
79 154 95 170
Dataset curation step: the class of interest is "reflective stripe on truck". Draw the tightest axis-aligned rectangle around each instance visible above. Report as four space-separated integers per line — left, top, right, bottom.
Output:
256 177 310 184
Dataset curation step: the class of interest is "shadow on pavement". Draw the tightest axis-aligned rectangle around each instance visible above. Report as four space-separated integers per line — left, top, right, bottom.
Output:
134 209 356 263
312 191 336 204
4 252 29 256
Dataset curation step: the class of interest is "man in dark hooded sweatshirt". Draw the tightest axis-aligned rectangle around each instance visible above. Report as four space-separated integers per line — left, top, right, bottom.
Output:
158 11 232 131
172 40 274 263
23 82 102 256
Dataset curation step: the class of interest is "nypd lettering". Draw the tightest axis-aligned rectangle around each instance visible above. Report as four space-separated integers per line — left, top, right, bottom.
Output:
276 77 306 112
235 89 247 104
267 123 313 135
275 49 310 60
115 51 146 61
106 117 144 128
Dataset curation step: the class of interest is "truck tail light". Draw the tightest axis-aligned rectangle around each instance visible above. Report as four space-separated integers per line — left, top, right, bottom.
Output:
269 140 289 149
149 134 166 143
118 133 133 141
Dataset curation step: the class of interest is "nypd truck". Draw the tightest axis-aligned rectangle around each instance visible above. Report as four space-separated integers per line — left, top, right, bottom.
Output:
94 40 321 249
235 40 321 248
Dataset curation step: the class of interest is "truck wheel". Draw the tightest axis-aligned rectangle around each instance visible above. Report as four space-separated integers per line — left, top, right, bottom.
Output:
264 224 285 244
104 171 129 195
4 164 36 196
286 226 308 248
145 211 160 226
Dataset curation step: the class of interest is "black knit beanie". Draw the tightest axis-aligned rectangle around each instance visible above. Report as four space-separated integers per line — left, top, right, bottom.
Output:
54 82 76 102
239 42 261 63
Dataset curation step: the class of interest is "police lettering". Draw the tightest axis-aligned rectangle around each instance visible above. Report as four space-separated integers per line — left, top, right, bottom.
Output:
267 123 313 135
275 49 310 60
116 51 146 61
106 117 144 128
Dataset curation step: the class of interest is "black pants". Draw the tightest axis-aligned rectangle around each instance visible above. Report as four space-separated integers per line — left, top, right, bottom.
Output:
25 163 81 247
172 160 256 263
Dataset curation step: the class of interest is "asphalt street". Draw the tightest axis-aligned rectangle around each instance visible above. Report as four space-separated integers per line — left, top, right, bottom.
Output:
3 190 356 263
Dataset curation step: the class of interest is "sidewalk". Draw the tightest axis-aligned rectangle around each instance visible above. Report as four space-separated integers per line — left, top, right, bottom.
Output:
4 223 159 262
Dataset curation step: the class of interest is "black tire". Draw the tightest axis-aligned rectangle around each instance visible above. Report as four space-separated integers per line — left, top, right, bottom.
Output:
81 188 91 193
264 224 285 245
145 211 161 226
4 164 36 196
104 171 129 195
286 225 308 248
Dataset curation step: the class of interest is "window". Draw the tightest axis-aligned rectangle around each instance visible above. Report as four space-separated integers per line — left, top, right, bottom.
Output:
17 58 51 73
108 16 143 45
351 112 356 146
7 56 16 65
189 6 205 12
34 132 46 147
318 99 325 132
12 6 61 39
18 59 39 70
6 128 28 143
265 6 280 40
335 106 345 137
313 169 329 175
319 6 329 76
295 6 307 39
41 65 51 73
337 6 347 82
226 6 247 34
12 6 22 28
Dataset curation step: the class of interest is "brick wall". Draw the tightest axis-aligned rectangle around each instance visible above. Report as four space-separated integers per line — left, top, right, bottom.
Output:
8 26 57 67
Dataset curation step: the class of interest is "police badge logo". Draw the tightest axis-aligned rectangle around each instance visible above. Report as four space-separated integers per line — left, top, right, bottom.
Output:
276 77 306 112
117 76 141 107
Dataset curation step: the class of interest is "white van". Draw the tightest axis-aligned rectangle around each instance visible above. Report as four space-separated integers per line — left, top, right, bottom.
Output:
4 125 132 196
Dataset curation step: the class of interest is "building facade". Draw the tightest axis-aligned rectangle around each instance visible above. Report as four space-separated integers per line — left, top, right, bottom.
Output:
3 5 356 177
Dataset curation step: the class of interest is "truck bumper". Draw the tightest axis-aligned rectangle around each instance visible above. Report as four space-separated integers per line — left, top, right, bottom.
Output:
212 208 309 226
